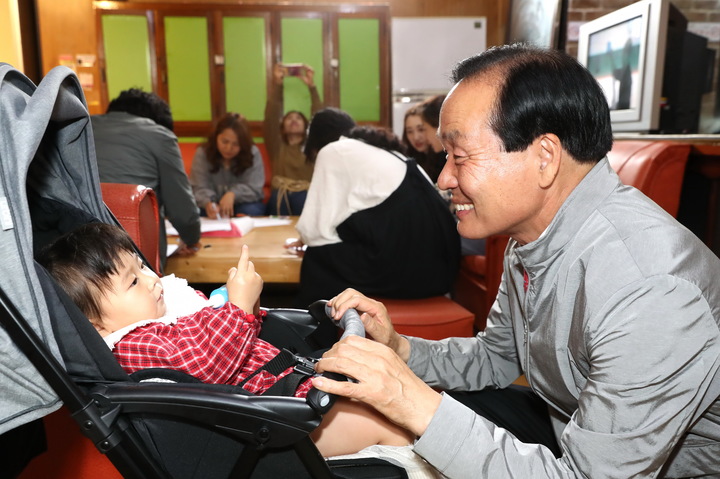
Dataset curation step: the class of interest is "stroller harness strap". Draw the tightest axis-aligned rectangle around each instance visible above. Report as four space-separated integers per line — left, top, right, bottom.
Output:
238 348 316 397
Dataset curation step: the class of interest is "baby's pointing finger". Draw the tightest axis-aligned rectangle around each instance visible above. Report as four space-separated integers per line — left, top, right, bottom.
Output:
236 244 250 271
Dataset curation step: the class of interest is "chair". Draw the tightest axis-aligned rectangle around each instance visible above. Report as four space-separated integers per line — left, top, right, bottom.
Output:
378 296 475 340
100 183 162 274
453 139 692 332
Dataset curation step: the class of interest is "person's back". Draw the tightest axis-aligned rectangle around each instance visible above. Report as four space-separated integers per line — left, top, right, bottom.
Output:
296 136 460 307
92 89 200 269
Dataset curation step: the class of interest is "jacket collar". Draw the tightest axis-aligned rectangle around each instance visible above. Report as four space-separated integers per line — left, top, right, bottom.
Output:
513 157 620 276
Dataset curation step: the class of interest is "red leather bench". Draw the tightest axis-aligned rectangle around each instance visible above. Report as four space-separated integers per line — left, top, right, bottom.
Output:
375 296 475 340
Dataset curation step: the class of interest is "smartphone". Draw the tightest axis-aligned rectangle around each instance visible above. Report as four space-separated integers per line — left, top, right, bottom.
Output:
284 63 304 77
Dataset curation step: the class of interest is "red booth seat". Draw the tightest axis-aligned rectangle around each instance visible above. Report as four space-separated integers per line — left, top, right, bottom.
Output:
376 296 475 340
100 183 161 274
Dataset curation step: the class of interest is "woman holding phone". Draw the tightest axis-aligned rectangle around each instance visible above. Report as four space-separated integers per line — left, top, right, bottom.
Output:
263 63 323 215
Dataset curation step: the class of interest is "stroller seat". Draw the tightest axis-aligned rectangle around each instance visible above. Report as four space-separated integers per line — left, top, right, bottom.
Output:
0 62 409 479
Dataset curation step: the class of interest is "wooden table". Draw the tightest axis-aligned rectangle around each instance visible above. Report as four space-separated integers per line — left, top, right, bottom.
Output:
165 217 302 284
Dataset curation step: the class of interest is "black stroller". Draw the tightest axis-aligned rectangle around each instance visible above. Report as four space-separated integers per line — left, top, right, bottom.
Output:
0 63 408 478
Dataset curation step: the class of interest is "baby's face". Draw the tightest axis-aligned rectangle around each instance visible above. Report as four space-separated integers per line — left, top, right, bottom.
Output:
94 251 166 336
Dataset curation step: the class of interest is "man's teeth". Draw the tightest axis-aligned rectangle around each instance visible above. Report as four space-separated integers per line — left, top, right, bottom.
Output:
456 204 474 211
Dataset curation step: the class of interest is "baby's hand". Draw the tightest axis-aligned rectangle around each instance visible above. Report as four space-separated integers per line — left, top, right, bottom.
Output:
226 245 263 314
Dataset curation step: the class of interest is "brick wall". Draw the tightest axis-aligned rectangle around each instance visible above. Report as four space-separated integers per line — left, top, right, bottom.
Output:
565 0 720 132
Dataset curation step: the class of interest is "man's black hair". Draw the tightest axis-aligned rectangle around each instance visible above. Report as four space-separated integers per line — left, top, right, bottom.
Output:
451 44 613 163
107 88 174 132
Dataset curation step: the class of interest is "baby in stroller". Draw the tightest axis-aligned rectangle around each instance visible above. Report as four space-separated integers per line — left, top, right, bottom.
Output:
37 222 414 458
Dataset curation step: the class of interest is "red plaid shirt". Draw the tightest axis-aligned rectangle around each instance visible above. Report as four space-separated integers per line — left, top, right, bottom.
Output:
112 303 312 398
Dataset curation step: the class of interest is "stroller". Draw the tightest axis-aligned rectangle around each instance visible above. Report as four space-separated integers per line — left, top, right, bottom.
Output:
0 63 409 478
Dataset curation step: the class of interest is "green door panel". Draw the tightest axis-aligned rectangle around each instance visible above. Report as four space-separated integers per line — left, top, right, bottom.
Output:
281 17 324 118
165 16 212 122
101 15 152 101
338 18 380 122
223 16 267 121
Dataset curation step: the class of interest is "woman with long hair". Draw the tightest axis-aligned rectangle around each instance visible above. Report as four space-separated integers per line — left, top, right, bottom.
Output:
191 113 265 218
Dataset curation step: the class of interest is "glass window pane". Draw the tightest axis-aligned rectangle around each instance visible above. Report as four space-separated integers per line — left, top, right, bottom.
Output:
281 17 324 117
102 15 152 101
223 16 267 121
165 16 212 121
338 18 380 122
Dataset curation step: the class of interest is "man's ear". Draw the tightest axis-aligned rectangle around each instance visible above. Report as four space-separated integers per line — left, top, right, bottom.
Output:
535 134 562 188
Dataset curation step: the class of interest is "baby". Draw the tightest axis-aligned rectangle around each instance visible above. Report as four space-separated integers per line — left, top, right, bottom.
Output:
38 222 413 458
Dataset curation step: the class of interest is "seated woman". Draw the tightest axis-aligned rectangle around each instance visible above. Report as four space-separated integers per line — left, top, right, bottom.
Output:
293 108 460 307
264 63 323 215
191 113 265 218
401 103 429 162
414 94 446 184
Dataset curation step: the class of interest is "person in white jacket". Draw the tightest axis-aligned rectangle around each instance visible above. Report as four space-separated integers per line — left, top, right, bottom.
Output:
311 44 720 478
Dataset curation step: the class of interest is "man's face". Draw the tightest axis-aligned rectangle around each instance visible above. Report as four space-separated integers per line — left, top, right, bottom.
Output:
438 79 545 244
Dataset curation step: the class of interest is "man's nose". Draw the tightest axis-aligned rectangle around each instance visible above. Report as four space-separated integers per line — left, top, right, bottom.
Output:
437 157 456 190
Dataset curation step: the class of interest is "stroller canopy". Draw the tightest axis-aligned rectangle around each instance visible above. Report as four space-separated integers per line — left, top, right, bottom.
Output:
0 63 116 434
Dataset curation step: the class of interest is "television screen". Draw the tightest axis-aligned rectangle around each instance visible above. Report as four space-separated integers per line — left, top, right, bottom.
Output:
586 15 643 112
578 0 670 132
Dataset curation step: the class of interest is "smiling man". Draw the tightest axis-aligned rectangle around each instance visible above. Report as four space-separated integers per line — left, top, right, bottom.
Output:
313 44 720 478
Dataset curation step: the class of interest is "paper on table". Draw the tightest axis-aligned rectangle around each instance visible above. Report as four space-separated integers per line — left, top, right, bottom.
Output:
165 217 232 236
252 217 293 228
167 243 179 257
231 216 255 236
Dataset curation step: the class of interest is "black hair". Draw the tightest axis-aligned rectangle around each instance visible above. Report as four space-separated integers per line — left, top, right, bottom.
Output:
37 223 137 322
107 88 174 132
303 107 356 163
346 125 407 155
418 94 446 129
451 44 613 163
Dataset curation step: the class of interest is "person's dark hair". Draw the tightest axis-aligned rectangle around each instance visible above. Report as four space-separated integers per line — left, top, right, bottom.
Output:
418 94 445 130
37 223 137 323
107 88 174 132
280 110 310 144
203 113 255 176
346 125 407 155
451 44 613 163
303 107 356 163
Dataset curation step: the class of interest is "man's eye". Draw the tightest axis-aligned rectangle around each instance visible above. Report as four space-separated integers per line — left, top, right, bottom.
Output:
131 277 138 287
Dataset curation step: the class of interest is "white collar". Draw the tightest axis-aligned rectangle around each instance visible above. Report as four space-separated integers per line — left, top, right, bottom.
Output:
102 274 211 350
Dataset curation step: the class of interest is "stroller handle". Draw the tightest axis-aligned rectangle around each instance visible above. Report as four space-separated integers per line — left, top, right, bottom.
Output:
324 303 365 340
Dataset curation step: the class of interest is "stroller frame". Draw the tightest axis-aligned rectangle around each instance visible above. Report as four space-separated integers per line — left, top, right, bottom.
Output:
0 62 407 478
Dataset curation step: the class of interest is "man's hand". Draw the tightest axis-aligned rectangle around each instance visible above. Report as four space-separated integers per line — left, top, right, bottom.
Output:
174 241 201 257
327 288 410 361
226 244 263 314
312 336 442 437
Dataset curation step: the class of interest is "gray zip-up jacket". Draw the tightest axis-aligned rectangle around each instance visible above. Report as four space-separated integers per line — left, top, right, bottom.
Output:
409 159 720 478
